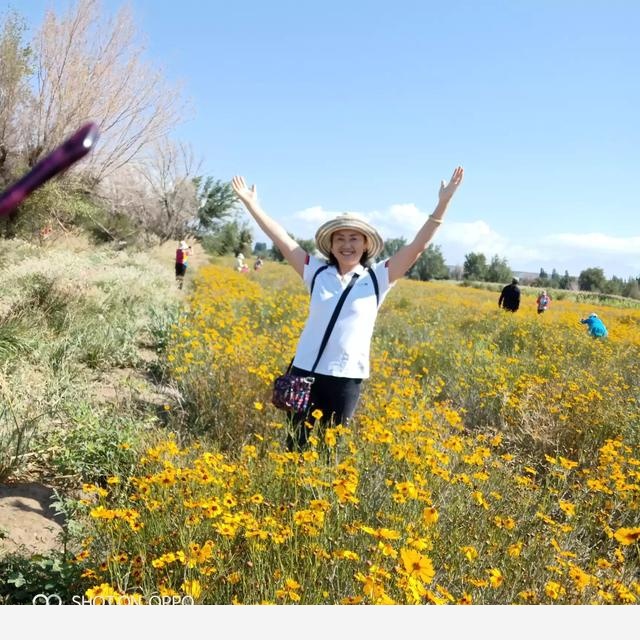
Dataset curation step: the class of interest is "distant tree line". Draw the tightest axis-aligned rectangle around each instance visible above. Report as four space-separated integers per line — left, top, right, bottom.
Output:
261 239 640 298
461 253 640 300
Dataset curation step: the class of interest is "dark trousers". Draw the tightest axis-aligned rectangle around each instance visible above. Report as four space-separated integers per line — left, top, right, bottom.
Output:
286 367 362 451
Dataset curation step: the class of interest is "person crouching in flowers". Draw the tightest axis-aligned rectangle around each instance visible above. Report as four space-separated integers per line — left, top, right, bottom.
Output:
580 312 608 338
232 167 464 450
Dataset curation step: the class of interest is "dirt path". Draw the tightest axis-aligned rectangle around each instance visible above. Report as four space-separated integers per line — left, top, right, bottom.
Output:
0 483 65 557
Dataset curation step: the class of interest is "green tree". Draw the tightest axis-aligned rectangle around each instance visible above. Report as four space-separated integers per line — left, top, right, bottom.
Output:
297 238 316 255
558 270 572 290
578 267 606 292
604 275 624 296
535 268 549 287
270 236 315 261
550 268 560 287
379 238 407 260
253 242 267 255
486 255 512 283
409 245 449 281
463 252 488 281
195 177 238 232
624 278 640 300
201 220 252 256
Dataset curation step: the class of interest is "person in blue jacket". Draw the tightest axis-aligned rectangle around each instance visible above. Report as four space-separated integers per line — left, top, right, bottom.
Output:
580 313 608 338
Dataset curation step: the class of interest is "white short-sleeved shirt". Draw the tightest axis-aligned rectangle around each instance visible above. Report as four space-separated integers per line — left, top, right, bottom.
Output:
292 254 394 378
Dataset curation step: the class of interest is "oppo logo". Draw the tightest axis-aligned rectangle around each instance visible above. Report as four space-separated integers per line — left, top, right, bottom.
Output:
32 594 63 605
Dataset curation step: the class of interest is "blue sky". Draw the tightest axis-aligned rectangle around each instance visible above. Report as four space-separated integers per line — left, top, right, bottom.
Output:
5 0 640 278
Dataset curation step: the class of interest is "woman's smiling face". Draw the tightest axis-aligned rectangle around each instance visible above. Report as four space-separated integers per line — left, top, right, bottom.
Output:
330 229 368 273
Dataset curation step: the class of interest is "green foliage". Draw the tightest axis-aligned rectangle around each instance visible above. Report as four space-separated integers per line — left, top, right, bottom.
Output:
195 176 239 232
269 242 284 261
558 270 573 289
578 267 607 292
147 303 182 356
380 237 407 260
80 208 138 244
0 551 86 605
0 387 41 482
296 238 316 255
463 252 488 281
268 233 313 261
201 220 253 257
485 254 512 283
0 312 31 363
409 244 448 281
45 404 141 483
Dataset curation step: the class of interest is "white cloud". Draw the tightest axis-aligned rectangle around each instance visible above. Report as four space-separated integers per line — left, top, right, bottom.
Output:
257 206 640 278
544 233 640 255
295 206 340 224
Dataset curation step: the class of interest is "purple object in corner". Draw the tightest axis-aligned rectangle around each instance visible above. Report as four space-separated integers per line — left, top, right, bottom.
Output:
0 122 99 218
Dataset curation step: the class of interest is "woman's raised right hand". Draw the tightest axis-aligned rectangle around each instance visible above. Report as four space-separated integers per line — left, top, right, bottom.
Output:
231 176 258 205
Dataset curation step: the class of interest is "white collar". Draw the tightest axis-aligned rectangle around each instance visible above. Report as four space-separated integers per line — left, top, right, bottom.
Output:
333 263 365 280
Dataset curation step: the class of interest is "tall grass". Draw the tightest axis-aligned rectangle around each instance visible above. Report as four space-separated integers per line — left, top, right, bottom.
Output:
0 238 183 488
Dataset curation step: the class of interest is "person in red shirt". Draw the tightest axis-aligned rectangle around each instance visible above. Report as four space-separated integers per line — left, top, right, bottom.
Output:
536 290 551 314
175 240 192 289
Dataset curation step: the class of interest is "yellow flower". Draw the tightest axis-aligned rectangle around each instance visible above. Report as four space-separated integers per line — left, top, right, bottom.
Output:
559 500 576 517
558 456 578 470
614 527 640 545
422 506 439 525
544 581 565 600
472 491 489 509
85 583 119 603
518 590 536 602
311 408 323 420
253 401 263 410
400 548 435 584
324 428 337 447
460 546 478 562
181 579 202 599
487 568 503 588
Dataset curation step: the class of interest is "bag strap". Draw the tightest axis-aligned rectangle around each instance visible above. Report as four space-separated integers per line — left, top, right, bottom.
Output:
369 267 380 307
310 272 360 372
310 264 330 297
311 263 379 305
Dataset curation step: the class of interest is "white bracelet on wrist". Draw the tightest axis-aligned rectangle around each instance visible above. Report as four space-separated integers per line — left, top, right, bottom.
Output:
428 217 443 225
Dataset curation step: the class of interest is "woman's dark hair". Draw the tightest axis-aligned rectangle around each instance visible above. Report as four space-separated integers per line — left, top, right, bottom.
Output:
327 250 371 268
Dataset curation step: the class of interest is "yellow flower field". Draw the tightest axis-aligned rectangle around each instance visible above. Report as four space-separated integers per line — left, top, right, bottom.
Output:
77 261 640 604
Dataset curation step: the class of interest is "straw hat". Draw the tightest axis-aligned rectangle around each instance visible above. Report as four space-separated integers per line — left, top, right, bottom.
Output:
315 213 384 260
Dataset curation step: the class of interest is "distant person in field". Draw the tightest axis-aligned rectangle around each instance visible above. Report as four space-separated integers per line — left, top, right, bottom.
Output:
536 289 551 314
580 313 608 338
175 240 192 289
231 166 464 451
254 257 264 271
498 277 521 312
236 252 248 272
